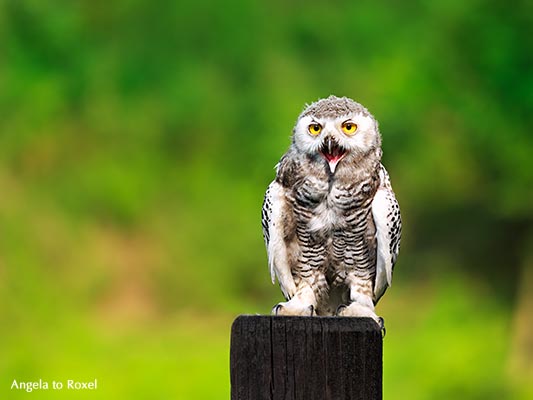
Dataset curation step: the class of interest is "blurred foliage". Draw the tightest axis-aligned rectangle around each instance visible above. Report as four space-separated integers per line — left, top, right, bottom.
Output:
0 0 531 399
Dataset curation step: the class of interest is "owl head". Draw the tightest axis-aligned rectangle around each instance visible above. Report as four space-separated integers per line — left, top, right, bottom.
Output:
292 95 381 173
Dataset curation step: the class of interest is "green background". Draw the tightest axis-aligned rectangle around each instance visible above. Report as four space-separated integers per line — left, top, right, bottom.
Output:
1 0 531 398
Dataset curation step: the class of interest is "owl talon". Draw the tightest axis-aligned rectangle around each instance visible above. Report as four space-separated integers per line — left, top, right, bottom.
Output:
378 316 386 337
336 302 380 323
271 301 316 316
335 304 347 315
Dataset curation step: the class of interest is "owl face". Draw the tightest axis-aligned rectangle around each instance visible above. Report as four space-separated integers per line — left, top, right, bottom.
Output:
292 96 381 173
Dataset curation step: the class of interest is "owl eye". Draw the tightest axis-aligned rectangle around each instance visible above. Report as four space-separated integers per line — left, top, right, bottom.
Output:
308 123 322 136
341 121 358 135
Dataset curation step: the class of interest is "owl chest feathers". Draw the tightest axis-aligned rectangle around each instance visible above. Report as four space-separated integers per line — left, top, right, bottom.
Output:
293 175 375 233
277 155 380 244
292 179 350 230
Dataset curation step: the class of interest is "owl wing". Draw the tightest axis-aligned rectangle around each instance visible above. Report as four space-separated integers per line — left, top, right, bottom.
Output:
371 165 402 303
262 180 297 300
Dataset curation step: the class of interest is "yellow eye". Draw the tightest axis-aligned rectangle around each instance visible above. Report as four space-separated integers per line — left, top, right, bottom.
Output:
308 123 322 135
341 121 358 135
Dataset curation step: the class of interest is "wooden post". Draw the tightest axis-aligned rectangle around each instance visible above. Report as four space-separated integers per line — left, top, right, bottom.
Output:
230 315 382 400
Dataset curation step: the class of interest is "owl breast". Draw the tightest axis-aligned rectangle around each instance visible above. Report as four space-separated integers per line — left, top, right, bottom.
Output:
286 170 377 262
275 151 379 285
293 175 376 234
284 163 379 293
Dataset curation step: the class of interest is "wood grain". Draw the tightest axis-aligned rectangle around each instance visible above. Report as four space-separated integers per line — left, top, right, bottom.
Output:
230 315 382 400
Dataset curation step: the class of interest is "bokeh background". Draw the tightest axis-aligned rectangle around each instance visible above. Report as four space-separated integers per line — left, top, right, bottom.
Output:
1 0 531 399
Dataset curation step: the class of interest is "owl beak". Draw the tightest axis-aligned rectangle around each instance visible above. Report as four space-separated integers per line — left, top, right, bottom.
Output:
320 137 346 174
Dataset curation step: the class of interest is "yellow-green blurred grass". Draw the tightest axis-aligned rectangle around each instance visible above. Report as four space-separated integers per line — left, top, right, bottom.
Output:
2 266 531 399
384 273 509 399
2 313 232 399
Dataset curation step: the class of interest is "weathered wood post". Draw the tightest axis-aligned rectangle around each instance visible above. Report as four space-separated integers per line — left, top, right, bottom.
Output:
230 315 382 400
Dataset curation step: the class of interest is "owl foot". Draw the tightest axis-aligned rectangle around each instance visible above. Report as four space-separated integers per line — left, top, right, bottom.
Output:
336 303 380 324
378 316 386 338
272 302 315 316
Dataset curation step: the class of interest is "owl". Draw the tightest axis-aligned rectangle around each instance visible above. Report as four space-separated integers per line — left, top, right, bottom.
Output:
261 96 401 326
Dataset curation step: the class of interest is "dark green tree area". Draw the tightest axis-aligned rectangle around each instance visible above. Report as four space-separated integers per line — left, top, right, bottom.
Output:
0 1 531 398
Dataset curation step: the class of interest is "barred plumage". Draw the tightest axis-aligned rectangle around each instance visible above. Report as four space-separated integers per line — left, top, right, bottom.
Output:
261 96 401 323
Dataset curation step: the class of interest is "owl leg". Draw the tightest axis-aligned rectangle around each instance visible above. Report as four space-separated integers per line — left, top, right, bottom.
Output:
336 278 380 324
272 284 317 316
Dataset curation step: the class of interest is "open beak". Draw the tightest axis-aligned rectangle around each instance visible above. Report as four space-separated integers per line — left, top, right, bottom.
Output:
319 137 347 174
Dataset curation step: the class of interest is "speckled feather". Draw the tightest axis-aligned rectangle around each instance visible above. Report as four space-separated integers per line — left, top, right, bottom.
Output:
301 95 372 120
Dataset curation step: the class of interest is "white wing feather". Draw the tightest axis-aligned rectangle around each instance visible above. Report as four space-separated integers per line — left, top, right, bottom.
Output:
371 166 401 303
261 181 297 299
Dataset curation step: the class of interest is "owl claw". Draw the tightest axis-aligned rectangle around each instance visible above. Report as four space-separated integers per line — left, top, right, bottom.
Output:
336 302 380 323
335 304 347 315
272 302 315 316
272 304 282 315
337 305 385 335
378 316 386 338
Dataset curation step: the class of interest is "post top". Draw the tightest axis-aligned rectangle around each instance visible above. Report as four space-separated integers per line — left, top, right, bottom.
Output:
232 315 381 333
